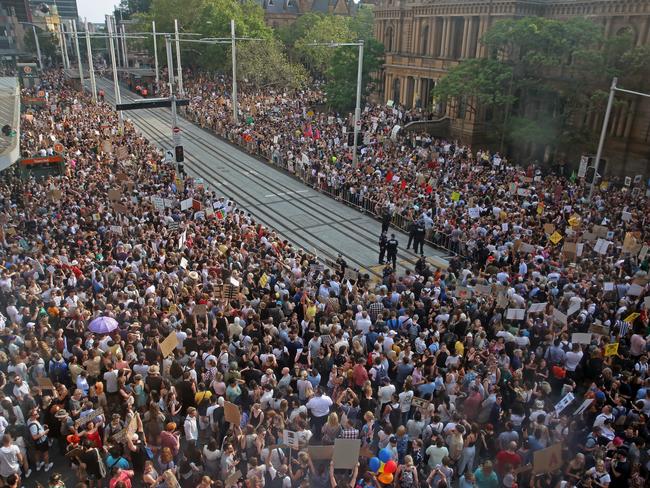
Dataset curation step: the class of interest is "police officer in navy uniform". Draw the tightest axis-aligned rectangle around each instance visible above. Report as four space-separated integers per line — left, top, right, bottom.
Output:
386 234 399 270
379 232 388 264
336 253 347 277
413 219 426 255
406 220 417 250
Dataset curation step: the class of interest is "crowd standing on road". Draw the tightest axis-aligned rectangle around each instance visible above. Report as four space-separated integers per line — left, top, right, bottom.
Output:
0 69 648 488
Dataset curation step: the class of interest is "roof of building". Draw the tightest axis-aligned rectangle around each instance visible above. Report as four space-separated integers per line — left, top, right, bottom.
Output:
0 77 20 171
255 0 356 15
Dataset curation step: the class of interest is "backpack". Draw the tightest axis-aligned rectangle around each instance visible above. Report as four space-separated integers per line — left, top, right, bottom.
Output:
196 392 210 417
374 364 388 388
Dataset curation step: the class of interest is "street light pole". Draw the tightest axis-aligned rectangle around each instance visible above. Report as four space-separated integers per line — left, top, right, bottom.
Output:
106 15 123 126
352 40 364 168
112 16 122 68
165 35 179 148
31 25 43 70
122 24 129 68
231 19 237 123
174 19 183 95
59 22 70 69
70 20 84 87
589 77 616 201
85 20 97 103
152 21 159 90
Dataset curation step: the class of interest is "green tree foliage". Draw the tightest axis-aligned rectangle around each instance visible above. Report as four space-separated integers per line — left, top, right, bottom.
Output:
237 38 308 90
324 38 383 111
24 30 59 62
293 14 355 74
133 0 304 87
115 0 152 20
437 17 650 160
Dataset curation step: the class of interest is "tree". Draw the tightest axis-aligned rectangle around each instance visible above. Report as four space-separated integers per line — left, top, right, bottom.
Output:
237 38 308 90
324 38 384 112
115 0 152 20
432 58 513 137
24 29 58 63
293 14 354 75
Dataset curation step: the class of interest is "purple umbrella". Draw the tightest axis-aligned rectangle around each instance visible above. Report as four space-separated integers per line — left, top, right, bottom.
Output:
88 316 119 334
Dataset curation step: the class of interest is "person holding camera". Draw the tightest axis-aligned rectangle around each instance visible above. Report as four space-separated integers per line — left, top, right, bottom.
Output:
27 408 53 472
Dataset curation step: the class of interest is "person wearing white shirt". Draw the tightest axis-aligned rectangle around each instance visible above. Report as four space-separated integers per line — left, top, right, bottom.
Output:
184 407 199 446
306 389 332 438
565 344 583 372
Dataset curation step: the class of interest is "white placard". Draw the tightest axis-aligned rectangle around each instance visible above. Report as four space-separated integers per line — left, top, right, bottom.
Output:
468 207 480 219
506 308 526 320
573 398 594 416
567 302 581 317
180 198 193 211
594 238 610 254
627 284 643 296
554 392 575 414
527 302 547 314
552 309 568 325
180 257 188 269
603 282 614 292
110 225 123 235
282 430 300 450
571 333 592 345
151 196 165 211
178 230 187 250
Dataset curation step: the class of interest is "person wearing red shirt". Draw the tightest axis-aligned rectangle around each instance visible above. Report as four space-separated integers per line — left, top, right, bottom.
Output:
352 357 369 389
109 467 134 488
495 441 522 477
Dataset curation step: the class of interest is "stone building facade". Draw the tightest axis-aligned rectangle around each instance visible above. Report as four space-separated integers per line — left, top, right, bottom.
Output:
373 0 650 174
256 0 358 28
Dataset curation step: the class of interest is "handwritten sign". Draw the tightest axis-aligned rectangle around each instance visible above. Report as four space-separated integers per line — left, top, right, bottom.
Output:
160 331 178 358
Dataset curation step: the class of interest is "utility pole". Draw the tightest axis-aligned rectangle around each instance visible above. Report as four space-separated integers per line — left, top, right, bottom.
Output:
352 40 364 168
122 24 129 68
70 20 84 87
231 19 237 123
152 21 159 90
113 16 122 68
106 15 123 126
32 25 43 70
174 19 183 95
59 22 70 69
165 35 179 147
84 20 97 103
589 78 616 201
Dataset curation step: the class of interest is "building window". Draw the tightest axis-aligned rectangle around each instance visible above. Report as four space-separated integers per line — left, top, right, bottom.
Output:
385 26 394 52
421 25 429 55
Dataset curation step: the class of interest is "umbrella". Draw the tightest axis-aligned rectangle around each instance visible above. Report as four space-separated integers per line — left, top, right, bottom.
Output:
88 316 118 334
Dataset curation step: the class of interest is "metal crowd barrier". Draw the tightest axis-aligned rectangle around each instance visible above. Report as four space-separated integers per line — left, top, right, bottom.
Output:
184 109 470 258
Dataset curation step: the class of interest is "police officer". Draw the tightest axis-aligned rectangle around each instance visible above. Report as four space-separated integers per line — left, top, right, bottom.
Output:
386 234 399 270
406 220 417 250
378 232 388 264
413 219 426 255
336 253 347 277
381 207 392 233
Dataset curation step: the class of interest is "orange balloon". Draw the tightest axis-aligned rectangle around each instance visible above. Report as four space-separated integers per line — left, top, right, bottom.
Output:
378 473 394 484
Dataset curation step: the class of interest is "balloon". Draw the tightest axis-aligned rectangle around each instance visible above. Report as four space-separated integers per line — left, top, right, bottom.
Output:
384 460 397 475
378 473 394 484
369 457 381 473
378 448 392 463
378 462 385 474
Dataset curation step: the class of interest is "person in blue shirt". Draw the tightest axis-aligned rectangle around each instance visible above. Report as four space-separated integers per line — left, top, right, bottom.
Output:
105 446 130 471
473 461 499 488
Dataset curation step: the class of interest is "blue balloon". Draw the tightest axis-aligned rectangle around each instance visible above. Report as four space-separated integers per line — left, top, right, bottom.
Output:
369 457 381 472
378 448 392 463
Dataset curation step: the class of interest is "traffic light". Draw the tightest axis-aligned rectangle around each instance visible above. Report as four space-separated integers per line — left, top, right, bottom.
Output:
175 145 184 163
356 131 363 146
347 132 354 147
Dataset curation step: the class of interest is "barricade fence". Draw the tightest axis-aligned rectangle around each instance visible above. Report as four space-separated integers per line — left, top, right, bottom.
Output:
185 109 471 259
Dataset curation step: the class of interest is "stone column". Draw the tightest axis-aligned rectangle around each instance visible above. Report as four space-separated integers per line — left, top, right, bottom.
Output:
413 18 420 54
439 18 449 57
428 19 435 57
384 73 392 103
461 17 470 58
414 78 422 107
444 18 453 58
400 77 408 105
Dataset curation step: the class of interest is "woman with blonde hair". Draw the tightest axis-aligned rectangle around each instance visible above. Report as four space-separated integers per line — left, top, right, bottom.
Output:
321 412 342 445
396 454 419 488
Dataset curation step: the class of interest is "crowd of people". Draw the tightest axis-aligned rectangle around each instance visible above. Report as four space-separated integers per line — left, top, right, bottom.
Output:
0 67 648 488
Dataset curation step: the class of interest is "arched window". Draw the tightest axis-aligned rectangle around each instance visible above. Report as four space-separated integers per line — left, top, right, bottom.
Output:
385 26 394 52
420 25 429 55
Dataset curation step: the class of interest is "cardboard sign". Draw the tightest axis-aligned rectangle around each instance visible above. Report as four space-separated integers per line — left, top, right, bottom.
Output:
308 445 334 460
549 231 563 245
554 392 575 414
110 225 123 236
151 196 165 211
594 239 610 255
593 225 609 238
113 202 128 215
411 397 430 410
506 308 525 320
552 309 568 326
567 301 581 317
108 189 121 202
116 146 129 160
333 439 361 470
75 407 104 429
454 286 473 299
533 443 563 474
49 189 62 202
474 284 492 296
65 447 84 458
193 304 207 317
224 401 241 426
37 377 55 390
624 312 640 324
225 470 242 488
160 331 178 358
604 342 619 357
571 333 592 345
282 430 300 450
542 223 555 235
589 324 610 337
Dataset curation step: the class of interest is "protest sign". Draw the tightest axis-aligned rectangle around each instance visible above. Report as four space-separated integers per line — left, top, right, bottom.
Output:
224 402 241 425
160 331 178 358
533 444 563 474
333 439 361 469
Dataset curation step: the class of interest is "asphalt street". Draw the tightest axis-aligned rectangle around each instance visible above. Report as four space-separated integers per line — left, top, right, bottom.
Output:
92 77 449 278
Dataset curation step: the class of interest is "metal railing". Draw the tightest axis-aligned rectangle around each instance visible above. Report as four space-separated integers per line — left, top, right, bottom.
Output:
185 109 472 259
